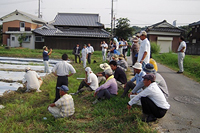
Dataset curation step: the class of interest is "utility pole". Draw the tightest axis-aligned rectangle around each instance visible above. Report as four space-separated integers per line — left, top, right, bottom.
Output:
111 0 113 37
38 0 40 18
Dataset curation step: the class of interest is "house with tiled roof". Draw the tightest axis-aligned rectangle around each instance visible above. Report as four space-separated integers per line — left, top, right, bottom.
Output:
186 20 200 55
145 20 185 53
0 10 46 49
33 13 110 50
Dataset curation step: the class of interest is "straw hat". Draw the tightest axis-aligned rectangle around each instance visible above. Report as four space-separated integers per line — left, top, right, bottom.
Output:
100 63 111 70
118 54 124 60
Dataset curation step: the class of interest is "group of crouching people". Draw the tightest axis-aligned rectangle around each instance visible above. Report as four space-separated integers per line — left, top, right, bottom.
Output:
22 52 170 123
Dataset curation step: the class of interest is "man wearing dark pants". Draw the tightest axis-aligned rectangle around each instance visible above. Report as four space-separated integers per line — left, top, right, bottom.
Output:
73 44 81 63
127 74 170 122
52 54 76 102
87 43 94 64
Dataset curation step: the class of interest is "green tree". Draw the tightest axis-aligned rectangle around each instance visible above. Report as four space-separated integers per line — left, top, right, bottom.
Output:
115 18 133 40
178 25 191 41
18 34 26 47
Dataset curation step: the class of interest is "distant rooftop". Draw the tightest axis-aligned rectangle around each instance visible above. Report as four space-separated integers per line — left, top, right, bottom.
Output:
189 21 200 27
51 13 104 27
146 20 184 33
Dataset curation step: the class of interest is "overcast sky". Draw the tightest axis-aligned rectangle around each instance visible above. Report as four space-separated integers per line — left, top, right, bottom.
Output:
0 0 200 27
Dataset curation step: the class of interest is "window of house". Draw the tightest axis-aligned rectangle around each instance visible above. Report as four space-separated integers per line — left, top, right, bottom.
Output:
195 28 197 32
20 22 25 28
12 37 15 41
23 36 31 42
35 36 44 42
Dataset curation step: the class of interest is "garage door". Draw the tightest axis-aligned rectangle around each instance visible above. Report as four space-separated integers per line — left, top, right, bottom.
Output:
157 37 173 53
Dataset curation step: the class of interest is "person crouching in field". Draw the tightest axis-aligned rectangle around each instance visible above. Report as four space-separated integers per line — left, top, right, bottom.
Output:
22 67 43 92
71 67 99 95
127 74 170 123
48 85 75 118
92 68 118 104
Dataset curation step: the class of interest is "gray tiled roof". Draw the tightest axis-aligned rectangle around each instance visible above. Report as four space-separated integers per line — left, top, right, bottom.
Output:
189 21 200 27
0 10 46 24
146 20 184 33
33 28 110 38
52 13 104 27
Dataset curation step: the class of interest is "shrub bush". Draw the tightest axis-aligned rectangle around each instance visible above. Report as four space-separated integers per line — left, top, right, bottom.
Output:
151 41 160 54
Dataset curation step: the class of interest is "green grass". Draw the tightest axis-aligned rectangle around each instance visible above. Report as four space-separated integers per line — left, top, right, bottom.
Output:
153 53 200 82
0 47 156 133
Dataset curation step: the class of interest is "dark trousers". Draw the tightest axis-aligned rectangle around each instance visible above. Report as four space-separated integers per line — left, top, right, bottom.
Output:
78 80 93 93
131 52 138 66
123 49 127 58
54 76 68 102
75 54 81 63
97 89 116 100
87 53 91 64
122 80 136 97
141 97 167 118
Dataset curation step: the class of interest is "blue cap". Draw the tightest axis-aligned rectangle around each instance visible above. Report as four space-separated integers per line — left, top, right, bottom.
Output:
143 63 155 73
57 85 69 92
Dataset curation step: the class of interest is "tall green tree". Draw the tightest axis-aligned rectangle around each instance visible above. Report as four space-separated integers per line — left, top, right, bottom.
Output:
115 18 133 40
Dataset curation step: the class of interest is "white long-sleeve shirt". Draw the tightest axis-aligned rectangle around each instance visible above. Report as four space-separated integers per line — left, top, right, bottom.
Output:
128 82 170 109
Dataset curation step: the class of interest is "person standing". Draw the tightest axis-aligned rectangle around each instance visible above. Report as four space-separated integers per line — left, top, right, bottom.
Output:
122 38 128 58
73 44 81 64
87 43 94 64
100 41 108 62
109 41 116 61
131 37 140 66
52 54 76 102
177 36 187 74
137 31 151 68
127 74 170 123
81 44 88 68
118 38 123 54
43 46 52 73
23 67 43 92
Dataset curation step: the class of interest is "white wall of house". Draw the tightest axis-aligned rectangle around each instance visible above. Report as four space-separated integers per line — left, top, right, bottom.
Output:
8 33 35 49
10 34 20 47
22 34 35 49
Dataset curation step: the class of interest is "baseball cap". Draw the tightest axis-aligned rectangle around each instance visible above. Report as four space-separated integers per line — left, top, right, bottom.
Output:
142 74 156 82
143 63 156 73
57 85 69 92
104 68 113 75
25 67 31 71
140 31 147 36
